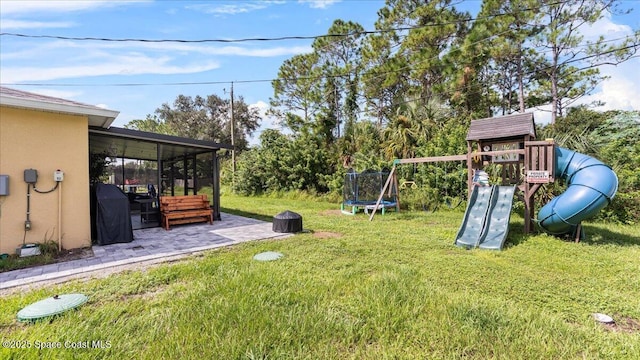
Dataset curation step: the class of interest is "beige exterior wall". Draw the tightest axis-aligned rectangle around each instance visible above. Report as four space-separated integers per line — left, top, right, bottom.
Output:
0 106 91 254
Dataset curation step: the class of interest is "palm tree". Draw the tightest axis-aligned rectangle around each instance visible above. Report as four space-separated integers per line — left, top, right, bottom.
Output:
382 99 449 160
382 110 416 160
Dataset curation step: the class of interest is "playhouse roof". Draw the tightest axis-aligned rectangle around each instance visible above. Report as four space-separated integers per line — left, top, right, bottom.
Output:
0 86 119 128
466 112 536 141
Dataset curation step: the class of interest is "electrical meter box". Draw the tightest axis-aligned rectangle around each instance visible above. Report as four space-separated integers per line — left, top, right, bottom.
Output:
24 169 38 184
0 175 8 195
54 170 64 182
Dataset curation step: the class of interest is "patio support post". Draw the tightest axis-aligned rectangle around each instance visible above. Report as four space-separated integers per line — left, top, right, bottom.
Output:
170 160 175 196
183 155 188 195
212 151 221 220
192 154 197 195
156 144 162 200
121 157 126 191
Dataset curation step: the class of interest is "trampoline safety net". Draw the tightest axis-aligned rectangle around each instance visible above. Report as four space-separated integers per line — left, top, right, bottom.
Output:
343 169 396 205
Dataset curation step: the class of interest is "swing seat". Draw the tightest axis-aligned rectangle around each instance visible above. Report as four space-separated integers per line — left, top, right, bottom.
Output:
400 181 417 189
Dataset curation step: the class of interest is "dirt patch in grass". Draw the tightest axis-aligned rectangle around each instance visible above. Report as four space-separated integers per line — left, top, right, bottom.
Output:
313 231 343 239
602 316 640 333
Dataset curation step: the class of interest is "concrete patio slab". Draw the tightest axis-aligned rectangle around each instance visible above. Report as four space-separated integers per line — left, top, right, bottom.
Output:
0 213 291 291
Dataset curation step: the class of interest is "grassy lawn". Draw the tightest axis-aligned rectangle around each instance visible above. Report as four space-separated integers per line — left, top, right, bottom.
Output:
1 193 639 359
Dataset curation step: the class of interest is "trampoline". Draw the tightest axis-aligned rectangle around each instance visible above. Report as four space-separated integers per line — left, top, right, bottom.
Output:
341 169 397 215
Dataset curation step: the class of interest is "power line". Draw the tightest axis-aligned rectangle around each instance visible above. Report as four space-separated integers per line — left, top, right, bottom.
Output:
1 79 275 87
0 29 414 43
0 1 572 44
0 18 487 44
2 2 633 89
3 34 635 90
2 0 635 113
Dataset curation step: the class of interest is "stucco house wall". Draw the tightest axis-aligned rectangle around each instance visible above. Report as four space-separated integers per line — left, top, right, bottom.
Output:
0 87 118 254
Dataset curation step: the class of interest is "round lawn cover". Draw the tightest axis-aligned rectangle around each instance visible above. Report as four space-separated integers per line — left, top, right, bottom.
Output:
253 251 284 261
273 210 302 233
17 294 88 322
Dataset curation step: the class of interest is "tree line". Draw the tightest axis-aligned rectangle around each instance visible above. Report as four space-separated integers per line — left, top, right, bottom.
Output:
125 0 639 223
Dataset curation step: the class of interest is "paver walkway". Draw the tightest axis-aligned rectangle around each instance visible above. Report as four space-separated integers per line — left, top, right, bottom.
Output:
0 213 289 290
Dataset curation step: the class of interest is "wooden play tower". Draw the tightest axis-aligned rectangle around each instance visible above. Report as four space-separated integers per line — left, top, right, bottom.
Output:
465 112 555 233
371 112 556 233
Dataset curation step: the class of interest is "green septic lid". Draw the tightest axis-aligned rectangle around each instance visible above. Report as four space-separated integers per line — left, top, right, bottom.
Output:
253 251 284 262
17 294 88 322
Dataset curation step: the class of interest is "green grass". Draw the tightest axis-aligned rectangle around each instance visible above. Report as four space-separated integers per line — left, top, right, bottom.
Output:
1 193 639 359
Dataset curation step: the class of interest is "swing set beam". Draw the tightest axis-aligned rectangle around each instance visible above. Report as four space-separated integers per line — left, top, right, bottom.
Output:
371 148 529 221
394 154 467 165
370 154 468 221
393 149 525 166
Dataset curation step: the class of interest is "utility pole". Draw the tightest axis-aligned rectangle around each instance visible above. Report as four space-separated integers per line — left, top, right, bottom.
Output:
230 81 236 175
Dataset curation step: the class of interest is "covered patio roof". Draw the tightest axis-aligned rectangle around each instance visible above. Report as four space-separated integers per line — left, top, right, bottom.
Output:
89 126 231 222
89 126 232 161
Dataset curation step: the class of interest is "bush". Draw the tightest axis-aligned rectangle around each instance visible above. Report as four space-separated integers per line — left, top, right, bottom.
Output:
596 191 640 225
399 186 440 211
231 129 337 195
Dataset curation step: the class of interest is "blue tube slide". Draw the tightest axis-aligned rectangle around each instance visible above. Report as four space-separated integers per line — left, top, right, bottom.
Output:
537 147 618 234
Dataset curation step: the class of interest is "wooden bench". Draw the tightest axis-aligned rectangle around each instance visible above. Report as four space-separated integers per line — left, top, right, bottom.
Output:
160 195 213 230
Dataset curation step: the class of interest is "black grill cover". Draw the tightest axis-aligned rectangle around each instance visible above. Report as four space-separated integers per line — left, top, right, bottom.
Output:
273 210 302 233
94 184 134 245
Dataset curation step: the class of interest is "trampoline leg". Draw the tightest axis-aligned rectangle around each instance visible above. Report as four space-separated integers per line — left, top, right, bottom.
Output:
341 203 356 216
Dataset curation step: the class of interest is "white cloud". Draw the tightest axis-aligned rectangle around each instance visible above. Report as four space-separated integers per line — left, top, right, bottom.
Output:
579 11 632 40
0 36 309 84
1 39 311 62
531 10 639 124
530 56 640 126
124 42 312 57
576 59 640 111
298 0 341 9
186 1 286 15
195 45 311 57
0 55 221 82
0 19 75 30
248 100 284 145
574 12 639 112
529 105 553 126
530 56 640 125
186 2 269 15
0 1 148 15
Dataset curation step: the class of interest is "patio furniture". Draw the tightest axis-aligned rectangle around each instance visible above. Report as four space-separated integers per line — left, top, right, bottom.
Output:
273 210 303 233
160 195 213 230
136 198 159 223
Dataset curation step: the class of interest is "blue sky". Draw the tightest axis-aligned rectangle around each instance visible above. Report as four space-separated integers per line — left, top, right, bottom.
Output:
1 0 638 144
